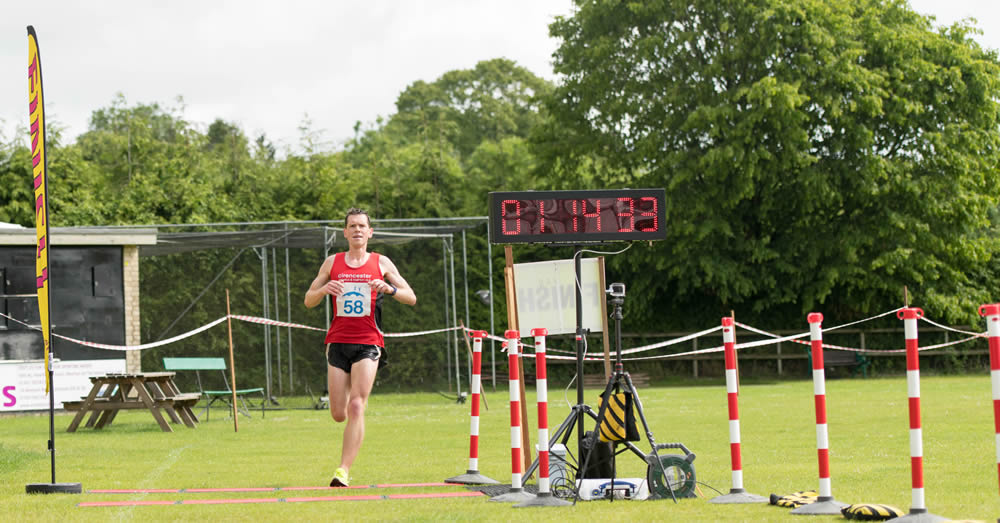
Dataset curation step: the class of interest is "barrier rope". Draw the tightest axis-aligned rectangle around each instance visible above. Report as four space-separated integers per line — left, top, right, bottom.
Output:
0 311 464 352
918 315 987 338
0 311 229 351
1 307 986 358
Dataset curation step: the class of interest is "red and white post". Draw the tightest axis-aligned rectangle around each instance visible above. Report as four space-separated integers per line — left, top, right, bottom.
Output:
532 328 551 494
896 307 945 521
490 330 534 502
515 328 571 507
711 316 767 504
791 313 847 514
979 304 1000 496
446 330 498 485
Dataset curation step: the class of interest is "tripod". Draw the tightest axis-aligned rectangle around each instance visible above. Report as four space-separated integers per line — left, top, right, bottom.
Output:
573 283 676 503
523 282 695 502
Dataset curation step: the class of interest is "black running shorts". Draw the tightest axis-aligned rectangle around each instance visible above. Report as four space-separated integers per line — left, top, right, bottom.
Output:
326 343 387 373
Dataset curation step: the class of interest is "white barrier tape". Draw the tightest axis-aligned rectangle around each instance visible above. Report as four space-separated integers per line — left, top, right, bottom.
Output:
737 319 982 354
619 325 724 355
228 314 325 332
733 321 809 349
60 317 230 351
384 326 463 338
229 314 463 338
822 307 905 332
1 311 472 351
0 311 227 351
918 315 987 338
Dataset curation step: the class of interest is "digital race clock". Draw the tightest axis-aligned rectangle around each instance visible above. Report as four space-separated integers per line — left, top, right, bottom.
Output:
488 189 666 244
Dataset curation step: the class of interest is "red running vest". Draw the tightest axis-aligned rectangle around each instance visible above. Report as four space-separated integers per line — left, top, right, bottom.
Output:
324 252 384 347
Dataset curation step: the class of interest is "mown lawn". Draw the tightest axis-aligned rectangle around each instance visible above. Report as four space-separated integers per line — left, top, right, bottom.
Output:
3 375 998 521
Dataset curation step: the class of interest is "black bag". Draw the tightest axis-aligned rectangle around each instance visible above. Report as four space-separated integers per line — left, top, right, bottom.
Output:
580 431 614 479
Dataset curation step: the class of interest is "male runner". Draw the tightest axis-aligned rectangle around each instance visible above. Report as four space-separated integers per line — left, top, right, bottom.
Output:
304 208 416 487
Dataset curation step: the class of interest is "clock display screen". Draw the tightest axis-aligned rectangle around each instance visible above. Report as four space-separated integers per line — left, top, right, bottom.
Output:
488 189 666 244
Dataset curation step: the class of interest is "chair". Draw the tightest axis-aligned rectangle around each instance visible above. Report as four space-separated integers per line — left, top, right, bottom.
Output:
163 357 265 419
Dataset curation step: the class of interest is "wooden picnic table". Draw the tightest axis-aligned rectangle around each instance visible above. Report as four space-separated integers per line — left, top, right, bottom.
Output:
62 372 201 433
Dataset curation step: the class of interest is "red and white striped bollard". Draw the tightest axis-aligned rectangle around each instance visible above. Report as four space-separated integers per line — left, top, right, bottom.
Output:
490 330 534 502
515 328 571 507
791 313 847 514
711 316 766 503
897 307 944 521
445 330 499 485
980 304 1000 496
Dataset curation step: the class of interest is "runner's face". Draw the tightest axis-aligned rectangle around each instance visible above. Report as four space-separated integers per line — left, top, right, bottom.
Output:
344 214 372 247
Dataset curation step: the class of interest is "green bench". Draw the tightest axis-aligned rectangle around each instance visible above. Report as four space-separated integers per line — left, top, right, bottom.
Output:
808 348 870 378
163 357 265 419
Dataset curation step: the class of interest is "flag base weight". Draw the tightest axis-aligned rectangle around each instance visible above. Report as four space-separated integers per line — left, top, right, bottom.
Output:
26 482 82 494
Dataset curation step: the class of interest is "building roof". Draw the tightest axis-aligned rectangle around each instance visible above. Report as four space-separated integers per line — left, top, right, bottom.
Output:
0 226 157 246
0 219 486 256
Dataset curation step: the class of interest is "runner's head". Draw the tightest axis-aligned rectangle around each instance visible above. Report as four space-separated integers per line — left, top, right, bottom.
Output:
344 208 373 248
345 208 371 227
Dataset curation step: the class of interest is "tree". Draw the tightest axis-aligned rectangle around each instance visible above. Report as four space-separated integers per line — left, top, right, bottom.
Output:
205 119 252 183
75 96 243 225
389 58 554 159
546 0 1000 325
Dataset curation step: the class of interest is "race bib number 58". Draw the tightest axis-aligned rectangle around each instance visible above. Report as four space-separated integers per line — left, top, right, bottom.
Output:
336 282 371 317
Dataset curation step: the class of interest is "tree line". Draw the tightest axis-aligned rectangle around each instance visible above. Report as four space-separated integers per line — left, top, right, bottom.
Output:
2 1 999 387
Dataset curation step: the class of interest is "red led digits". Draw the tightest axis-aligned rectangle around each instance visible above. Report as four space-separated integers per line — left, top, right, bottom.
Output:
583 199 601 231
616 197 634 232
638 196 657 232
489 189 665 244
502 199 521 235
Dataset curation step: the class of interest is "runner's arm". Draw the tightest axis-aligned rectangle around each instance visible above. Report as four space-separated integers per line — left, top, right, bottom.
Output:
304 256 342 308
379 256 416 306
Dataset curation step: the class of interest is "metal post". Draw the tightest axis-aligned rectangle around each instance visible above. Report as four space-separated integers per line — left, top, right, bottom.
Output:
273 247 281 395
260 248 272 401
487 225 496 390
286 244 293 393
450 235 461 395
443 240 452 391
462 230 471 383
323 227 331 330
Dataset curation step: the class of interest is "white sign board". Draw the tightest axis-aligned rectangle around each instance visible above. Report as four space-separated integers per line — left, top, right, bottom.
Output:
513 258 604 336
0 358 126 412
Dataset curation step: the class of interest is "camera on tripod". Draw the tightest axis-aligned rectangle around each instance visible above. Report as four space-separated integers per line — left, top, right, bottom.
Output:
607 283 626 298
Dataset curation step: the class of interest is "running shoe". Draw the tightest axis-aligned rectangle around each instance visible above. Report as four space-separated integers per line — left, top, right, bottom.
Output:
330 467 349 487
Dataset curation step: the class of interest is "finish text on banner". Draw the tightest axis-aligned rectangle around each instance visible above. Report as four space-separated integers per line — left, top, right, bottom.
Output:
513 258 604 336
27 27 53 393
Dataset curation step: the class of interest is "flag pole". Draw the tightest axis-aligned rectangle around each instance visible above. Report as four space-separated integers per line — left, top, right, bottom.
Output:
25 25 80 495
226 289 239 432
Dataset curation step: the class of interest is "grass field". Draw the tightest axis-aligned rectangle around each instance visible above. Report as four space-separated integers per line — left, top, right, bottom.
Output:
3 375 999 522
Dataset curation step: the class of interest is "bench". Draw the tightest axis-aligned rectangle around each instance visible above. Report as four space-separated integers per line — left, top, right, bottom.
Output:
809 349 869 378
163 357 265 419
62 393 201 412
583 372 650 389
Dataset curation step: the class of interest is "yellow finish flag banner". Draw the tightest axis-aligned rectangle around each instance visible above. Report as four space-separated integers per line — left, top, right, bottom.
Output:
27 26 53 393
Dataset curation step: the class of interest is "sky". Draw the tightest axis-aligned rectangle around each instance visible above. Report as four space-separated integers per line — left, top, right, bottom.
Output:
2 1 999 154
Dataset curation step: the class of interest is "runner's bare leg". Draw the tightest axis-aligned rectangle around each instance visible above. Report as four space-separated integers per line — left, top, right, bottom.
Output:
332 358 377 472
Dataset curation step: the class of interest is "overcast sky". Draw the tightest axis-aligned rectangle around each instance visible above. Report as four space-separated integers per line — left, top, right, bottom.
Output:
3 1 998 153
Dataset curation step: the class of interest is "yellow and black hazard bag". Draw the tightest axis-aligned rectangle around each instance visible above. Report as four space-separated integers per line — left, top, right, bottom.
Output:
768 490 817 508
597 391 640 442
840 503 904 521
